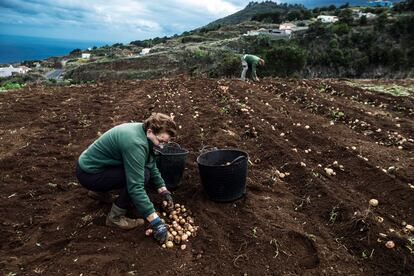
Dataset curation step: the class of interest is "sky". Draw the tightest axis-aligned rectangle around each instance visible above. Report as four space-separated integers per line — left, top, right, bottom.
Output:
0 0 368 43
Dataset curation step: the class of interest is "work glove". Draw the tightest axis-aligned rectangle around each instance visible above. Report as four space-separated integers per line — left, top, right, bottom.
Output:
160 190 174 209
150 217 168 244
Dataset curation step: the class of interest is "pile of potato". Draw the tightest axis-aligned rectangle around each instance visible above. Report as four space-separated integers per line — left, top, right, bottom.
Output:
145 201 199 249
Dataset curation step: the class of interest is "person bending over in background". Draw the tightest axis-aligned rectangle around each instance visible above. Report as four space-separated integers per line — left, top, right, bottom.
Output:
240 54 265 82
76 113 176 244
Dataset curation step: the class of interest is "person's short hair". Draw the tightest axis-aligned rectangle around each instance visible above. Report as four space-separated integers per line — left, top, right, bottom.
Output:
143 113 177 137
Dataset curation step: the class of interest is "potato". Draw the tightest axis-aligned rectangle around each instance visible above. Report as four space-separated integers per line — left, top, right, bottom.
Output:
181 244 187 250
181 234 188 241
385 241 395 249
171 230 177 236
174 236 181 244
369 199 379 207
166 241 174 248
175 203 181 208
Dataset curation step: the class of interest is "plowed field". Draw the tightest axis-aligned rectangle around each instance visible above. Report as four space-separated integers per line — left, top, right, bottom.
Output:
1 76 413 275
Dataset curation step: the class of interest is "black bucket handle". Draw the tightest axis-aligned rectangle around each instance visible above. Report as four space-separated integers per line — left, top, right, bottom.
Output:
230 155 246 165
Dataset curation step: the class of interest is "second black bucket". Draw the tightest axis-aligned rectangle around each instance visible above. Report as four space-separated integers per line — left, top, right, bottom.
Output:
197 149 248 202
155 143 189 190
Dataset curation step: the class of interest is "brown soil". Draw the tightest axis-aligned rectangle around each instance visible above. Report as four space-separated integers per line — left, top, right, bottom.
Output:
1 76 413 275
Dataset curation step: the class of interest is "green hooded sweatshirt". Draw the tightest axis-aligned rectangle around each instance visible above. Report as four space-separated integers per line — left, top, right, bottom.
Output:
78 123 165 217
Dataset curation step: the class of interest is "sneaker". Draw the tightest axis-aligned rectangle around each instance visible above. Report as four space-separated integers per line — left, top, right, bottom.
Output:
87 191 113 203
105 215 144 230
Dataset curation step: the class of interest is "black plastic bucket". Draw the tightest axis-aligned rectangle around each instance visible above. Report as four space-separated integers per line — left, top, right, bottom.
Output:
155 143 189 190
197 149 248 202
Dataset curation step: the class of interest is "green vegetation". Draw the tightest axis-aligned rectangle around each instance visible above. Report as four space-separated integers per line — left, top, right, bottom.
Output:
345 81 413 97
296 8 414 77
329 206 339 224
206 1 305 27
331 111 346 121
0 81 26 92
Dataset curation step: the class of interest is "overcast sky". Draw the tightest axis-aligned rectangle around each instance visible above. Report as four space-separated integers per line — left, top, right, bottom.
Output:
0 0 358 43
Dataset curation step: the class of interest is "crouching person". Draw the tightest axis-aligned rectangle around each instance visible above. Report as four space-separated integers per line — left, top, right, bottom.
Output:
75 113 176 243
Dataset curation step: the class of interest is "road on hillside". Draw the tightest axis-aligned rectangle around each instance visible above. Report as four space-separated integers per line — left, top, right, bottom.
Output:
45 69 63 80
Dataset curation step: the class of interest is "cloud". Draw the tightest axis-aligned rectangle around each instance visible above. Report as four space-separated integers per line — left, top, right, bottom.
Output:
174 0 240 16
0 0 250 42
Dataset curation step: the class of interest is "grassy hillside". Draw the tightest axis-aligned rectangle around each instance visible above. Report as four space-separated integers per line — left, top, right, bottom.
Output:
205 1 305 27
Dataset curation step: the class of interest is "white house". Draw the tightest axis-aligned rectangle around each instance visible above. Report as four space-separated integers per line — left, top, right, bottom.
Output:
317 15 339 23
356 12 377 19
81 53 91 59
0 65 31 78
244 28 291 39
243 30 260 36
140 48 151 56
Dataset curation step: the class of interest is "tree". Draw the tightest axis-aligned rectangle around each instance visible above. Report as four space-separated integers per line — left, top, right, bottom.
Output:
287 10 302 21
328 5 336 11
338 9 354 25
70 48 82 55
265 45 307 76
339 2 350 9
359 15 368 26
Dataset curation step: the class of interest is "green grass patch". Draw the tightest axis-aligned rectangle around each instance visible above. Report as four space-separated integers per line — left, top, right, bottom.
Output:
0 81 26 92
346 81 413 97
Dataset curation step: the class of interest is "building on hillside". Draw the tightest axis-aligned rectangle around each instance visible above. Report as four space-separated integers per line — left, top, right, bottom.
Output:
244 28 291 39
140 48 151 55
279 22 296 30
368 0 393 7
356 12 377 19
81 53 91 59
244 30 260 36
0 65 31 78
317 15 339 23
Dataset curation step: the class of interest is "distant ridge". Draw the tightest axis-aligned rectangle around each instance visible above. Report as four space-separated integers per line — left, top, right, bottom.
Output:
205 1 305 27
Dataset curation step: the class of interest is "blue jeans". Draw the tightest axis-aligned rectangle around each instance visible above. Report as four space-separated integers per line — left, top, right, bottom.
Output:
76 162 150 209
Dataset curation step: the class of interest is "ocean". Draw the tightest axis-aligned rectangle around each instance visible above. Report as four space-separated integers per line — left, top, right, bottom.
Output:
0 34 110 64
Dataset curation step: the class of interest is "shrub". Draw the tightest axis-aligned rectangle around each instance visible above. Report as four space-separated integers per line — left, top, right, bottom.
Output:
330 22 350 35
0 81 25 91
70 48 82 55
264 45 307 76
181 35 208 43
208 52 241 77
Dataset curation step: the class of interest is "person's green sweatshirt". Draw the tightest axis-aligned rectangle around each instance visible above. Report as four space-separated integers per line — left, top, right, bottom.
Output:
243 54 261 79
78 123 165 217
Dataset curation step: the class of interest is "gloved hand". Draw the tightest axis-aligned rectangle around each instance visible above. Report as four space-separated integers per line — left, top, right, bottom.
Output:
150 217 168 244
160 190 174 209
